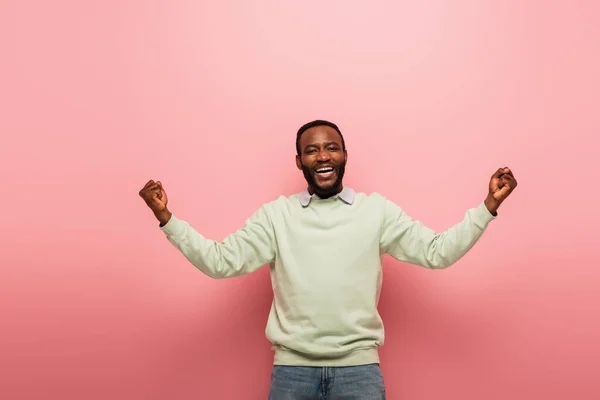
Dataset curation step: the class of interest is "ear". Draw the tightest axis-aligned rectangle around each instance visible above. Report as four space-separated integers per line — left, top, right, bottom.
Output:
344 149 348 163
296 154 302 170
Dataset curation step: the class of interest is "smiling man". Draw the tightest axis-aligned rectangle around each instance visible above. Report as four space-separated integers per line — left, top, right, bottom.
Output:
139 120 517 399
296 120 348 199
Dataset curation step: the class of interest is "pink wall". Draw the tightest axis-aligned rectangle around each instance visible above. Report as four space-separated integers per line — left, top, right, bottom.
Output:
2 1 599 399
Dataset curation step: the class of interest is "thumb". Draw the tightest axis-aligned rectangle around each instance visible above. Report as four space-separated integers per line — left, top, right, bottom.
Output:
494 185 510 200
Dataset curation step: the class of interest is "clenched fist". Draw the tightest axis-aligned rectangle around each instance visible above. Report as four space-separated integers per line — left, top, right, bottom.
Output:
484 167 518 215
489 167 517 202
139 180 172 225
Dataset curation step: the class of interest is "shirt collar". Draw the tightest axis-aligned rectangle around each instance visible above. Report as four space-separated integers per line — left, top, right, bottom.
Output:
299 186 355 207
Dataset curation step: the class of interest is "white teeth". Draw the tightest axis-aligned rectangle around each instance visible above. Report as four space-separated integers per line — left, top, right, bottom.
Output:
316 167 334 173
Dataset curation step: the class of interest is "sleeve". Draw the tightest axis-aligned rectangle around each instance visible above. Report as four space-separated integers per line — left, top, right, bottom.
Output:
379 199 495 269
159 204 276 279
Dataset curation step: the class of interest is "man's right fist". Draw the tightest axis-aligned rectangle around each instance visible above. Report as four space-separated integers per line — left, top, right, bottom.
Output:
139 180 171 225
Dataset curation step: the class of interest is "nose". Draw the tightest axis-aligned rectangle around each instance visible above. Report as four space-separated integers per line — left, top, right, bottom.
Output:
317 149 330 161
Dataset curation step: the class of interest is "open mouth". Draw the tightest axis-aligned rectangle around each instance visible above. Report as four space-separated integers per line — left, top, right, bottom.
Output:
315 166 336 180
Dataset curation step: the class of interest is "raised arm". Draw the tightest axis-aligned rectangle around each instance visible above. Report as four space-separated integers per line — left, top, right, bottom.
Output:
139 180 276 278
379 167 517 269
379 199 494 269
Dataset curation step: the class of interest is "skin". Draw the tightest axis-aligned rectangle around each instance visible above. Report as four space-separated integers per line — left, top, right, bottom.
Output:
484 166 518 216
139 125 517 224
139 179 171 226
295 125 348 199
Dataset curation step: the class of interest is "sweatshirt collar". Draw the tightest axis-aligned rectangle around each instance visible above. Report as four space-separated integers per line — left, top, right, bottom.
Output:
299 186 355 207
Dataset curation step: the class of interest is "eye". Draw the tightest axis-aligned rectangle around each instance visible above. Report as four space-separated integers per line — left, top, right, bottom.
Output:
327 146 339 151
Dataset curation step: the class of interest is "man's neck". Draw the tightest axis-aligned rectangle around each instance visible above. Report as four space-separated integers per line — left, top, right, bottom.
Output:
309 185 344 199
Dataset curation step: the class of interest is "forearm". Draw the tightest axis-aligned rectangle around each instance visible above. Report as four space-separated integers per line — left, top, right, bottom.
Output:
159 211 275 279
420 202 494 268
484 194 501 217
155 209 172 227
382 201 495 269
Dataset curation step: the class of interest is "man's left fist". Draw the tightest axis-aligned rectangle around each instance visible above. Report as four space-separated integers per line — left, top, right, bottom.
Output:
484 167 517 215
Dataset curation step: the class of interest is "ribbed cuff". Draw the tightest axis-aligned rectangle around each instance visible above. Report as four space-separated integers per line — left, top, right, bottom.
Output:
159 213 184 237
475 201 497 225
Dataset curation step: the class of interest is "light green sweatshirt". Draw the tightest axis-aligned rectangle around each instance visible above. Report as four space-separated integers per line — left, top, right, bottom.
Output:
159 187 495 366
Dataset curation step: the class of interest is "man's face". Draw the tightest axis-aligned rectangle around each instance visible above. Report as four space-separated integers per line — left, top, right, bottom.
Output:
296 125 347 198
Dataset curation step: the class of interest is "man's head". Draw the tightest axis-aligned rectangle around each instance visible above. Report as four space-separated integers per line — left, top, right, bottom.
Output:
295 120 348 199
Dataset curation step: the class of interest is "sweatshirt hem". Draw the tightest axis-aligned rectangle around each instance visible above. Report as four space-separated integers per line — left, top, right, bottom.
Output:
273 347 380 367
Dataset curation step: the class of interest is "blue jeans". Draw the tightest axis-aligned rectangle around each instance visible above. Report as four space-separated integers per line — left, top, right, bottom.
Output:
268 363 386 399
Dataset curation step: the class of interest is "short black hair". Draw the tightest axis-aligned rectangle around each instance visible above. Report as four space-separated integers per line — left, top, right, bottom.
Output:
296 120 346 156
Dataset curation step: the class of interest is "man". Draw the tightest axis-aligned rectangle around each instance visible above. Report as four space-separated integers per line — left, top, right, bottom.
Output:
139 120 517 399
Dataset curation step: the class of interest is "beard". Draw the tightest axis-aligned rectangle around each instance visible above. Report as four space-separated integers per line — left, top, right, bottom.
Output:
301 160 346 199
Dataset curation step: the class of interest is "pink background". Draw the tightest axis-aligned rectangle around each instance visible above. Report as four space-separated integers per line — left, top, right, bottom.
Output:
2 1 599 399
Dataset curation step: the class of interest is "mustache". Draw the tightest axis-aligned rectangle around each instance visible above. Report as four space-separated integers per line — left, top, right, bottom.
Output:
301 160 346 197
